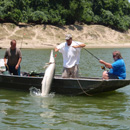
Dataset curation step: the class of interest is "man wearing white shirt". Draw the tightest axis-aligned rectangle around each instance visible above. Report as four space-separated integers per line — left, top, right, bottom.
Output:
55 34 86 78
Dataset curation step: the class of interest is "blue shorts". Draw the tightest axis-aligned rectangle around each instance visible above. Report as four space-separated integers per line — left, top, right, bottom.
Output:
108 73 119 79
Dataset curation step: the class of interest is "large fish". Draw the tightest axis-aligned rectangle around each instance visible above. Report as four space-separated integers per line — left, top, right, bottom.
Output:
41 50 55 96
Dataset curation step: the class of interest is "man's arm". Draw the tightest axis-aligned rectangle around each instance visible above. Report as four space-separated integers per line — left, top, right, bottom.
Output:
15 57 22 70
99 60 112 69
4 58 7 66
72 43 86 48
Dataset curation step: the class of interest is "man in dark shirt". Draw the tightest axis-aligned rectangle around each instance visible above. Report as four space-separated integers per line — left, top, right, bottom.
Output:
4 40 22 75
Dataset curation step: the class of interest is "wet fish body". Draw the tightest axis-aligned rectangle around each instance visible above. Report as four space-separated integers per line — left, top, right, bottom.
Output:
41 50 55 96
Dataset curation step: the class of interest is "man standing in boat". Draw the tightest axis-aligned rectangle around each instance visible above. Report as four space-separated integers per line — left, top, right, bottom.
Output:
55 34 86 78
99 51 126 79
4 40 22 75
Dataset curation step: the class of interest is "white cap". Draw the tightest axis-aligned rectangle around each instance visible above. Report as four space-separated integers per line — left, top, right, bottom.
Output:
65 34 72 40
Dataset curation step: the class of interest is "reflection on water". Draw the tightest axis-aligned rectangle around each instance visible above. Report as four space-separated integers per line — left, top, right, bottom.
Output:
0 48 130 129
0 88 130 129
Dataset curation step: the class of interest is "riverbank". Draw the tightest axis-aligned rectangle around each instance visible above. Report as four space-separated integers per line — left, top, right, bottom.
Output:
0 23 130 49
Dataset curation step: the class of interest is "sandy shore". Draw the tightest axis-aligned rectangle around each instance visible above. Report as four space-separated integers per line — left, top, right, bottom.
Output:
0 23 130 49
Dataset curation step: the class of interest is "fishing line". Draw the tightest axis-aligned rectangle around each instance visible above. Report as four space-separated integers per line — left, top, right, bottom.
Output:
82 47 100 61
75 42 107 70
82 47 107 70
76 42 100 61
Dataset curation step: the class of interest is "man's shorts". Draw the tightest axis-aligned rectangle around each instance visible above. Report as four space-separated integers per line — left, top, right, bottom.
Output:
62 64 79 78
108 73 119 79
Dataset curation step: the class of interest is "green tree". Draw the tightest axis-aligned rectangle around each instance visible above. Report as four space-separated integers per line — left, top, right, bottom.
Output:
0 0 130 31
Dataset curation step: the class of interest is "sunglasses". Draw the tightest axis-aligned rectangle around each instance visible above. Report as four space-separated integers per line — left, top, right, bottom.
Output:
113 55 116 57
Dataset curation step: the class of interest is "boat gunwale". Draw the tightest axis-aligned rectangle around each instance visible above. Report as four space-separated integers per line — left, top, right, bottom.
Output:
0 73 130 82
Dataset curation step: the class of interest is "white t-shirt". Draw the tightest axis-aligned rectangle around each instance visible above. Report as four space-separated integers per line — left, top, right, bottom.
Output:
57 41 82 68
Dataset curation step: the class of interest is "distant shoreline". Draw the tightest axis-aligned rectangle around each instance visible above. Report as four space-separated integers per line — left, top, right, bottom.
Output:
0 23 130 49
1 44 130 49
86 44 130 48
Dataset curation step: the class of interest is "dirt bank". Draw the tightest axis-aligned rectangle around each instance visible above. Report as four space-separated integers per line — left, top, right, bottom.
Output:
0 23 130 49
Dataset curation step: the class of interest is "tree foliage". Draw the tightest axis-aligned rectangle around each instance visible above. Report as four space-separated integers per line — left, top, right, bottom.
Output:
0 0 130 31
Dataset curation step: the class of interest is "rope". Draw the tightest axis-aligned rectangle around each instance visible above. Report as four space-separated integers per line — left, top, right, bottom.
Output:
77 66 92 96
76 79 92 96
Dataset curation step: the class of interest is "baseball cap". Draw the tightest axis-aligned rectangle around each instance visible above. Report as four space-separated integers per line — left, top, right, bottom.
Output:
65 34 72 40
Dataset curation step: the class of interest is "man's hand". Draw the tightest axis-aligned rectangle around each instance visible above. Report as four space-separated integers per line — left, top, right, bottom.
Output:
99 60 105 64
55 48 59 52
99 60 112 69
15 64 19 70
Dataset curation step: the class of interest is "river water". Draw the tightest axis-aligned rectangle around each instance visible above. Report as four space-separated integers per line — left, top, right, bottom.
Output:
0 48 130 130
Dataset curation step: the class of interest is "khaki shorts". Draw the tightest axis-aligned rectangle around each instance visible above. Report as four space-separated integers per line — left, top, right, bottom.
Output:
62 64 79 78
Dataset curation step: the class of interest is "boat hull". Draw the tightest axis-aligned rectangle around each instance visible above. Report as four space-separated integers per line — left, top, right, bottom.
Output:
52 76 130 95
0 74 130 95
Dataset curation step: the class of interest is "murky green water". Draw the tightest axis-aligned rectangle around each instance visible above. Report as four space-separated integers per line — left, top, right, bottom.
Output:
0 48 130 130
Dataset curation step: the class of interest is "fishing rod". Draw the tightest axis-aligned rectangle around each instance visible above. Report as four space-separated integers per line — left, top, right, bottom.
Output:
82 47 100 61
82 47 107 70
75 42 100 61
54 42 99 61
76 43 107 70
